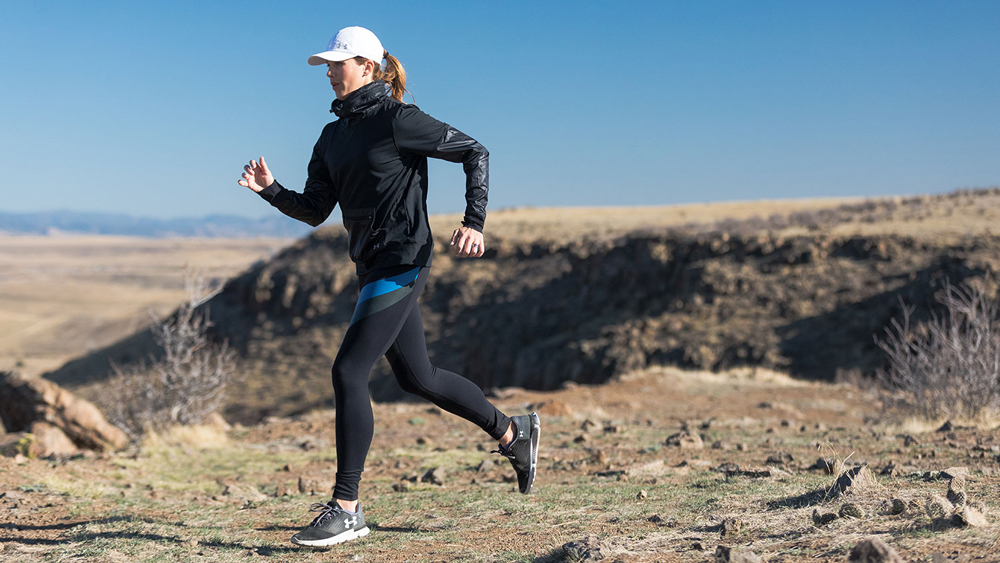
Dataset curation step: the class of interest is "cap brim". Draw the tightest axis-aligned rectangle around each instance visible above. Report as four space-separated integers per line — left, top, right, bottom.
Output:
307 50 353 65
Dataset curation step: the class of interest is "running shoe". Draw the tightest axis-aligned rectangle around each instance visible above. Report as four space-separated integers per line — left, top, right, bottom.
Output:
493 412 540 494
290 502 369 547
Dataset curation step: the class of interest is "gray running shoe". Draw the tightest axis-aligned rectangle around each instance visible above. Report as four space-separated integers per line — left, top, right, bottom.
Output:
493 412 540 494
290 502 369 547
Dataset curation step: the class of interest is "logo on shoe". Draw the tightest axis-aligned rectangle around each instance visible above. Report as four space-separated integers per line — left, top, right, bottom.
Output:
344 516 358 529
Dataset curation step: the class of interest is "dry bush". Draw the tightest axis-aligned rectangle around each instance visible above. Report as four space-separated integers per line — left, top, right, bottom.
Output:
107 274 238 440
876 277 1000 422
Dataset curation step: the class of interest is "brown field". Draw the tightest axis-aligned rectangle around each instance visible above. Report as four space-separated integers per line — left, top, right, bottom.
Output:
0 236 294 377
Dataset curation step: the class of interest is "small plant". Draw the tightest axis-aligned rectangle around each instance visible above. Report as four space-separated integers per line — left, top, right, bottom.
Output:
876 276 1000 422
107 272 238 439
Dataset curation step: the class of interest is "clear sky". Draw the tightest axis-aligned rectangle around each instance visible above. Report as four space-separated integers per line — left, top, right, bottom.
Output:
2 1 998 220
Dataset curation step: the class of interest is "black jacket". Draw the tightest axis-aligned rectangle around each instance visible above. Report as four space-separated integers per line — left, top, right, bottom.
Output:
259 80 489 276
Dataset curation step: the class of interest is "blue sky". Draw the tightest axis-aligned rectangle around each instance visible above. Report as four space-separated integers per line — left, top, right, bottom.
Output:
2 1 998 220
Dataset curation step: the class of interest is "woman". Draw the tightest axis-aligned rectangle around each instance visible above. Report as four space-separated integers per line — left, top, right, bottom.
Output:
237 26 539 547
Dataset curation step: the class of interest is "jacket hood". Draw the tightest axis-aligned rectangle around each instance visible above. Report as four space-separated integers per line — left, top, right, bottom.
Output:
330 80 387 119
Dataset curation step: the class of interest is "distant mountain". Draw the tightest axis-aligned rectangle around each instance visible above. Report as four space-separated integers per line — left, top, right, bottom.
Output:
0 210 312 238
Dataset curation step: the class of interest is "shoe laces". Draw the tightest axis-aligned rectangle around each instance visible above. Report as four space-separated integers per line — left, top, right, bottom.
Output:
307 502 339 526
491 443 515 460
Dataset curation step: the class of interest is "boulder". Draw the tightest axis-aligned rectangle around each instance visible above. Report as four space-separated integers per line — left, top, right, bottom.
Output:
28 421 79 457
849 538 903 563
715 545 761 563
562 536 612 562
951 505 988 528
831 465 880 496
665 430 703 450
0 371 127 451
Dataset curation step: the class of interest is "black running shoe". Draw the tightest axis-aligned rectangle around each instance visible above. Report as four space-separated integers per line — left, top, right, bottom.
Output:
290 502 370 547
493 412 540 493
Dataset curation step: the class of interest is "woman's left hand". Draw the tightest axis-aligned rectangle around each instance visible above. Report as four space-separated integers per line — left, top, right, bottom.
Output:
450 226 485 258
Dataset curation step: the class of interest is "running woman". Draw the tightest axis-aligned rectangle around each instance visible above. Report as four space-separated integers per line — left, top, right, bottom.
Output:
237 26 540 547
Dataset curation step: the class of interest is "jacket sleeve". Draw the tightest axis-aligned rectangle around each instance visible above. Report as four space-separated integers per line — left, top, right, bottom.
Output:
258 135 338 228
391 105 489 232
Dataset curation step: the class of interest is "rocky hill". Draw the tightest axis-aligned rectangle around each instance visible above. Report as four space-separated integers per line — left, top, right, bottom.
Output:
45 189 1000 423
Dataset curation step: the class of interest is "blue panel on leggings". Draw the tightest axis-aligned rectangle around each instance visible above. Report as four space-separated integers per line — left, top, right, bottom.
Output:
358 266 421 303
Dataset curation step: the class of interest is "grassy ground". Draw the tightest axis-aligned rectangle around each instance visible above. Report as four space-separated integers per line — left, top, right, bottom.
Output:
2 367 998 562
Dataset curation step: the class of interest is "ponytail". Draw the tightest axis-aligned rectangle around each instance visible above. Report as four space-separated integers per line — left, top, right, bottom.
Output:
374 50 407 102
355 50 408 102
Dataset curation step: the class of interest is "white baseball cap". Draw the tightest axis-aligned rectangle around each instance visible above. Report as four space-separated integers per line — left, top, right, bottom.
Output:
307 26 385 66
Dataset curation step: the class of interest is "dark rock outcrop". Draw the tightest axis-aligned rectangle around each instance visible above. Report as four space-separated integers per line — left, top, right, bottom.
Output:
44 223 1000 423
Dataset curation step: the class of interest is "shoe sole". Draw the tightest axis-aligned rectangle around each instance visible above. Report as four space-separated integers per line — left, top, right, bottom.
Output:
523 412 540 494
291 526 370 547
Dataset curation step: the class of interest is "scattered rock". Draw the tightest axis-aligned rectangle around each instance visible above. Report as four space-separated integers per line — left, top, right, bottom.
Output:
902 434 919 447
392 481 410 492
765 452 793 465
580 419 598 432
951 505 988 528
839 503 865 519
562 536 612 562
421 467 446 486
531 400 572 417
297 476 332 495
665 430 703 450
925 495 953 519
831 465 880 496
722 465 775 479
603 424 623 434
946 476 967 506
714 545 761 563
222 483 267 502
812 458 836 474
812 509 838 526
647 514 675 527
880 462 899 477
274 483 291 498
627 460 667 478
636 490 647 500
416 436 432 446
848 538 903 563
937 421 954 432
890 498 907 515
940 466 969 480
721 518 742 536
574 434 589 444
736 443 748 452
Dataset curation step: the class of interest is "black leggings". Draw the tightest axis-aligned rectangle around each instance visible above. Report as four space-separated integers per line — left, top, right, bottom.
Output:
331 265 511 501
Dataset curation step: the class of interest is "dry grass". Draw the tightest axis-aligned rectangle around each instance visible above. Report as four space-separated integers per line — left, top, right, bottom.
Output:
0 235 293 377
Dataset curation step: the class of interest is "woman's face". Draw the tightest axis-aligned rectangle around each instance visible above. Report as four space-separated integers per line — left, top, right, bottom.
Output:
327 59 371 100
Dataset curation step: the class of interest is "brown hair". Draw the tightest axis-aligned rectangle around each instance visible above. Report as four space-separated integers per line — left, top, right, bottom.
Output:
355 50 407 102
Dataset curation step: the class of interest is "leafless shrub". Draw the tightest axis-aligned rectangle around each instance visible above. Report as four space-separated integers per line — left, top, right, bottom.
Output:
876 277 1000 422
107 273 238 440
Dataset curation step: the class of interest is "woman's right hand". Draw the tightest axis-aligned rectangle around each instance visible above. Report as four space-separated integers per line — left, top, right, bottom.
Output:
238 156 274 193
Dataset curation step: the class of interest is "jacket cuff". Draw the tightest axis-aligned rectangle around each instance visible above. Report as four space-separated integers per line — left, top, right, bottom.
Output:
461 218 484 232
258 180 283 203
